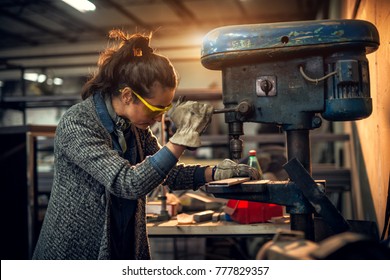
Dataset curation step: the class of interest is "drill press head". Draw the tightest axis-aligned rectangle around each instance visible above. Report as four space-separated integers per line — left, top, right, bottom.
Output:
201 19 380 128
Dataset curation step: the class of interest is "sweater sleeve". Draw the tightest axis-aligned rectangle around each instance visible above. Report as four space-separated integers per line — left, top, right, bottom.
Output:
149 145 207 189
138 127 205 190
55 111 169 199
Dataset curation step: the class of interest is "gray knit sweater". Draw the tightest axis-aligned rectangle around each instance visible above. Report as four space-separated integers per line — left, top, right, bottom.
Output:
32 96 200 260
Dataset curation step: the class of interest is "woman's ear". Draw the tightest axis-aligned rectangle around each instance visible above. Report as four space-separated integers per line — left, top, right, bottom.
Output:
121 87 133 104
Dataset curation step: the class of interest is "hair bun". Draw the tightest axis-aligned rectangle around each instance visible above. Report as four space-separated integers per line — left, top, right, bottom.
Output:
133 36 153 57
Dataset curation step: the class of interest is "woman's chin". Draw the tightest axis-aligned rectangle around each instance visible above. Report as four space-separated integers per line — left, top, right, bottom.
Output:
134 123 151 130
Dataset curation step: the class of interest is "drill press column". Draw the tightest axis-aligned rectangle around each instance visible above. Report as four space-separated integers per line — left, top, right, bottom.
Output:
286 129 314 240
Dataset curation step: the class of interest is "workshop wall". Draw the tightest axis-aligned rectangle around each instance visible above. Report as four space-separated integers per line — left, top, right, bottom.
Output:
342 0 390 234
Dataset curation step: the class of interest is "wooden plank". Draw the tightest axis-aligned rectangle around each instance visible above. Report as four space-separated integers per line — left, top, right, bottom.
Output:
207 177 250 186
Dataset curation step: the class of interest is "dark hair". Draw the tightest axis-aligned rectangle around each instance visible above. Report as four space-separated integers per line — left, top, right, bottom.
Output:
81 29 178 100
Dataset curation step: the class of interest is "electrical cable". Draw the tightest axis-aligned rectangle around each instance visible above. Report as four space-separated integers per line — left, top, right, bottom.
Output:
299 66 338 84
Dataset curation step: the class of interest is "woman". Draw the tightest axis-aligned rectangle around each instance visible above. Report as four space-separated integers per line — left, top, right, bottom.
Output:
32 30 258 260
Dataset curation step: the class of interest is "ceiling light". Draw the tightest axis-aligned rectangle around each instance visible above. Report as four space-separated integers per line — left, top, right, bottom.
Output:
23 73 47 83
62 0 96 13
53 78 63 86
37 74 47 83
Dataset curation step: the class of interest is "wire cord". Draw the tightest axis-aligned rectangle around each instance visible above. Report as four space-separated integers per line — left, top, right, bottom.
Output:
299 66 338 84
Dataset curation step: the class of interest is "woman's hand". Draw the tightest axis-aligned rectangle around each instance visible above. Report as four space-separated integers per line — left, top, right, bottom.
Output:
169 97 214 148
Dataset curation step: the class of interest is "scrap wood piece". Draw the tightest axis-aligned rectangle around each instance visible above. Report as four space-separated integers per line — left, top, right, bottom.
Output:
177 213 195 225
208 177 250 186
193 210 214 222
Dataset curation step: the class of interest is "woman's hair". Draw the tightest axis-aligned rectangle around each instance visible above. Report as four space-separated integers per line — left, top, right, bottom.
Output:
81 29 178 100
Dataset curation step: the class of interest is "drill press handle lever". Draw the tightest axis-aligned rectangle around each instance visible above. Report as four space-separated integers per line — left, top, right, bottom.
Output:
213 107 236 114
213 101 254 117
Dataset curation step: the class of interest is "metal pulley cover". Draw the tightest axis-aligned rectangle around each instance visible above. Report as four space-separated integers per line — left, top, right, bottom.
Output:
201 19 380 70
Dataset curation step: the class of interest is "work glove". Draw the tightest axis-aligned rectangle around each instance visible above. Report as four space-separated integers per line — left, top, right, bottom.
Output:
169 97 214 148
213 159 261 181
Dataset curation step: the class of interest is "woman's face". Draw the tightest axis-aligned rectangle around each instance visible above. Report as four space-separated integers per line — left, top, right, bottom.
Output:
120 82 175 130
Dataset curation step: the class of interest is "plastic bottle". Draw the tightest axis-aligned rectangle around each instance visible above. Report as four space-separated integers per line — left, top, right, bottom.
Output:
247 149 263 179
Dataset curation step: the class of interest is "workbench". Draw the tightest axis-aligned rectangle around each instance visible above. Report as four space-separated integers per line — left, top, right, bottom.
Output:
147 218 290 259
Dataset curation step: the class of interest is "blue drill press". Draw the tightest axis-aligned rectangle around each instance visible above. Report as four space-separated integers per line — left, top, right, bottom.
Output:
201 19 380 240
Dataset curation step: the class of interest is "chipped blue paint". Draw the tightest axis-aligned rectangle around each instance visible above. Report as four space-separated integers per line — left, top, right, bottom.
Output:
201 19 380 69
314 27 323 33
331 30 345 36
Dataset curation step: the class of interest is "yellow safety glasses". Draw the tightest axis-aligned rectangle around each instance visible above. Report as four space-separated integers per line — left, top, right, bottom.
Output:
120 87 172 117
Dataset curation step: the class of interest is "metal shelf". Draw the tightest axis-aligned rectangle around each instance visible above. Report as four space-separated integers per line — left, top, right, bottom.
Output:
1 95 82 110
